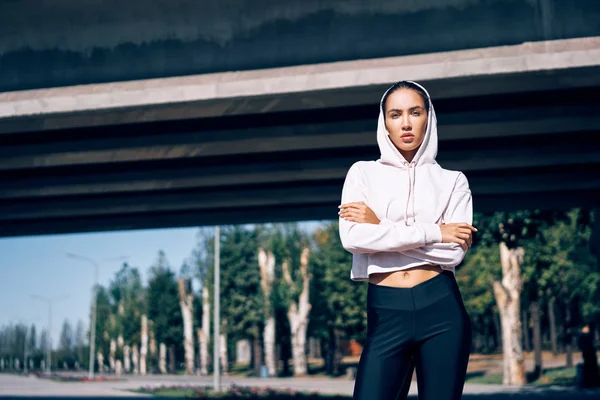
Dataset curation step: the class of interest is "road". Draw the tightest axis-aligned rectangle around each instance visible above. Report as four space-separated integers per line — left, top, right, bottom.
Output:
1 373 599 399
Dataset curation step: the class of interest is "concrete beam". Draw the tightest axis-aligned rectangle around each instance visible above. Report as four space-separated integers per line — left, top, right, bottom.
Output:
2 188 599 238
1 109 598 170
2 141 599 200
1 37 599 133
2 165 598 221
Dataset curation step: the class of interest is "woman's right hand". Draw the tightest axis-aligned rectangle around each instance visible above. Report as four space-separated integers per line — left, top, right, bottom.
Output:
440 223 477 251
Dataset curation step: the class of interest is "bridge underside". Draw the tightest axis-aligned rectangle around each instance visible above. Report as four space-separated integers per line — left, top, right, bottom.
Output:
1 42 600 237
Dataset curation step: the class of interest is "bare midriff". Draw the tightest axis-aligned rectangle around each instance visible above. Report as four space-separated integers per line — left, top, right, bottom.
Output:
368 264 443 288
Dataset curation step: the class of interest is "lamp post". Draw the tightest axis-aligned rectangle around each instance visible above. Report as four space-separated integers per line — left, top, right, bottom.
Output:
213 226 221 392
30 294 69 374
67 253 127 379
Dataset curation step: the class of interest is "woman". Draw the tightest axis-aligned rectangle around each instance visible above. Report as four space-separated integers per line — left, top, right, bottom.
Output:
338 81 475 400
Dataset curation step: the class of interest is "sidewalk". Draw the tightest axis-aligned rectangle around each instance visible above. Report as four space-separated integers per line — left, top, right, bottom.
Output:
1 372 600 399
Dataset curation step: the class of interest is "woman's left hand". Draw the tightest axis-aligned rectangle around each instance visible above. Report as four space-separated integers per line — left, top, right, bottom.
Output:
339 202 381 224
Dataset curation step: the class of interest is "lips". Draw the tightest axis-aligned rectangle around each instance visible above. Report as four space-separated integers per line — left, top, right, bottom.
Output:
401 133 414 138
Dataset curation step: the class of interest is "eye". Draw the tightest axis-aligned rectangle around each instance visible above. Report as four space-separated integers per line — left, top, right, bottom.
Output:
390 113 399 119
412 111 421 116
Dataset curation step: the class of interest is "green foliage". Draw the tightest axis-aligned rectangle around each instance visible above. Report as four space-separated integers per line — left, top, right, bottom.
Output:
269 224 311 315
147 251 184 352
95 285 113 358
467 208 599 353
309 221 367 344
457 244 500 317
57 319 76 368
536 209 600 321
109 263 145 345
217 226 264 341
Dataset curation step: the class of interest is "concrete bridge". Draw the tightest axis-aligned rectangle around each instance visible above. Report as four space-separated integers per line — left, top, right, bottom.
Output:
0 0 599 237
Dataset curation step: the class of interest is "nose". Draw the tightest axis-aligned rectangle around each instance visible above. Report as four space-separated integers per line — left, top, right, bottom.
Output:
401 117 412 131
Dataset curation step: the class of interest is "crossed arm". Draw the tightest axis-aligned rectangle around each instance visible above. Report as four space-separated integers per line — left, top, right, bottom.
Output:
338 164 475 268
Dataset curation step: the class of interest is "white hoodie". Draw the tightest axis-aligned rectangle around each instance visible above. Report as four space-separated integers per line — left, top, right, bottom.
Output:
338 81 473 281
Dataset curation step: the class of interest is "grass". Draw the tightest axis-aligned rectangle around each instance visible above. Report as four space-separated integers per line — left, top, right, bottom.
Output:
465 371 503 385
534 366 577 387
465 365 578 387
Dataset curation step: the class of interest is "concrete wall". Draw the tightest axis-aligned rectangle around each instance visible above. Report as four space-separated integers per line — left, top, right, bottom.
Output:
1 0 599 92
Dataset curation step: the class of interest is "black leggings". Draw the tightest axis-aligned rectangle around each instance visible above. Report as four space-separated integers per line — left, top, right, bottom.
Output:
353 270 472 400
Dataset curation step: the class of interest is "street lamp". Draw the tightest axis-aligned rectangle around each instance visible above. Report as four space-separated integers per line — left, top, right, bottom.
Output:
30 294 69 374
213 226 221 393
66 253 128 379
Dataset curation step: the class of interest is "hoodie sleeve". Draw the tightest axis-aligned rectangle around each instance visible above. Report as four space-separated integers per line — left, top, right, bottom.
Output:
400 172 473 267
338 163 443 254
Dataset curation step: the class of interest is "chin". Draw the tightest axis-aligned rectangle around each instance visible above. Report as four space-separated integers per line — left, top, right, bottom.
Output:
393 143 420 152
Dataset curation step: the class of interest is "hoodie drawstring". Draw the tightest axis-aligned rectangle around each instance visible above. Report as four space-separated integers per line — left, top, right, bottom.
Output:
404 161 417 226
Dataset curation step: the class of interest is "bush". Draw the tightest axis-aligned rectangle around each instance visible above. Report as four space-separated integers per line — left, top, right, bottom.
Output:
136 384 352 399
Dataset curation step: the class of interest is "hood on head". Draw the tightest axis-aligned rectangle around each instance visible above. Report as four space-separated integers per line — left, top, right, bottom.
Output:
376 81 438 168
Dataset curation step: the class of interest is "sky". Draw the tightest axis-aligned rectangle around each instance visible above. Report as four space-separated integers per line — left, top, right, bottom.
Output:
0 222 323 348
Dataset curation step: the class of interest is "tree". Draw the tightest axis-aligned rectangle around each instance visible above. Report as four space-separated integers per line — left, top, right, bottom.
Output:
455 244 501 354
28 325 37 357
191 228 215 375
58 319 74 368
39 329 49 369
74 320 86 368
108 262 145 374
109 263 144 342
94 285 112 371
310 221 367 376
258 248 277 376
475 211 548 386
178 276 195 375
147 251 184 373
536 209 600 367
215 226 263 376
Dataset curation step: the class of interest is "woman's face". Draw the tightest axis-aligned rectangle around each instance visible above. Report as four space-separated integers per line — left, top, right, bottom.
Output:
384 89 428 162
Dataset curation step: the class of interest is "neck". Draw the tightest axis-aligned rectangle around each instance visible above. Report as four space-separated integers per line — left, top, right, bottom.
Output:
398 149 418 164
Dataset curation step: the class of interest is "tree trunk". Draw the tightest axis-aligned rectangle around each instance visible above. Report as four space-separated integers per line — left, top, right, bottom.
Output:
149 322 156 373
196 328 202 375
109 339 116 372
168 345 175 374
548 296 558 355
259 248 277 377
531 301 542 379
493 311 502 352
333 329 343 376
220 333 228 374
115 360 122 377
123 345 131 373
252 336 262 377
97 352 104 373
564 302 573 367
132 344 139 375
283 248 312 376
159 343 167 374
200 286 210 375
492 242 527 386
522 309 530 352
178 279 195 375
281 338 291 377
263 316 275 376
140 315 148 376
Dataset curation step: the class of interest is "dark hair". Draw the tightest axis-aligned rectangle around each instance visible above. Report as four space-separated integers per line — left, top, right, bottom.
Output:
381 81 430 114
